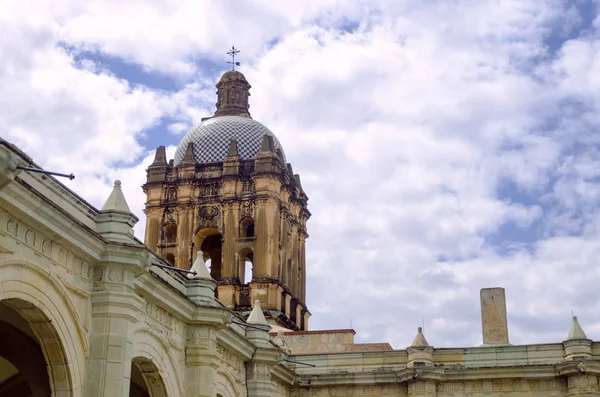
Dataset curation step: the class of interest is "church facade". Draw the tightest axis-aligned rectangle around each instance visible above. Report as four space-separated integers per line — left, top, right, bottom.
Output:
0 70 599 397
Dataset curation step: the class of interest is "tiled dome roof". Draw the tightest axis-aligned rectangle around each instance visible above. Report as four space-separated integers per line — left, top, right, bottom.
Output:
173 116 285 165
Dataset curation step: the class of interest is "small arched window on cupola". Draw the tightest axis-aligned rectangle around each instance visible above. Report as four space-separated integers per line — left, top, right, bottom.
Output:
239 217 255 238
163 222 178 244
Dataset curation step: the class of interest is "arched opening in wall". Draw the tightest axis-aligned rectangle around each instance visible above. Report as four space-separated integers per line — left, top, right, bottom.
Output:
0 299 72 397
129 357 167 397
164 253 175 266
238 248 254 284
163 222 177 244
193 227 223 281
239 217 255 238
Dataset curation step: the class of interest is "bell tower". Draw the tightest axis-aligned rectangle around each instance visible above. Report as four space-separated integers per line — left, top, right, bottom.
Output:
142 70 310 330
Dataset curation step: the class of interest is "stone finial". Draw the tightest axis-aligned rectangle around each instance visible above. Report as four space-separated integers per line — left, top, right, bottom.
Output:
259 135 275 153
97 180 138 243
247 300 269 326
407 327 434 367
181 142 195 164
565 316 587 340
101 180 131 213
564 316 592 360
411 327 429 347
188 253 212 280
226 138 239 157
480 288 510 345
150 146 167 166
186 253 218 306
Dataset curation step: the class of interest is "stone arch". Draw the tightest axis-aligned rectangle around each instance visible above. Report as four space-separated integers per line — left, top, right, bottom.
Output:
0 260 86 395
193 227 223 280
216 371 240 397
238 247 254 284
0 298 72 396
163 222 177 244
133 327 182 397
0 309 51 396
131 357 167 397
239 217 254 238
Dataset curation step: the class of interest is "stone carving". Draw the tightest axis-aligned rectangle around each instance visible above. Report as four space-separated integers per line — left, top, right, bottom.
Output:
437 382 465 392
292 385 403 397
482 379 564 392
198 166 222 179
144 301 185 335
6 218 17 235
246 363 270 382
198 205 220 229
242 179 255 194
167 188 178 201
199 182 221 197
0 211 93 289
241 201 253 217
216 345 244 374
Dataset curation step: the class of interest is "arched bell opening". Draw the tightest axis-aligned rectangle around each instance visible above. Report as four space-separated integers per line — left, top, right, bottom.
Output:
238 248 254 284
239 217 255 238
162 222 177 244
193 227 223 280
129 357 167 397
0 299 72 397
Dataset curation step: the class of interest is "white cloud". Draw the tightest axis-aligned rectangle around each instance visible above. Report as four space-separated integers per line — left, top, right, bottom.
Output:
2 0 600 350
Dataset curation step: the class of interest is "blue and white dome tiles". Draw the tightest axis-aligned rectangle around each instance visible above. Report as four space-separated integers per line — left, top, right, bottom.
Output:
173 116 286 165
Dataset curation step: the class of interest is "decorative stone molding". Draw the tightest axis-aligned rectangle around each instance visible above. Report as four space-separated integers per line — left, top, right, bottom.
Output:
0 209 94 292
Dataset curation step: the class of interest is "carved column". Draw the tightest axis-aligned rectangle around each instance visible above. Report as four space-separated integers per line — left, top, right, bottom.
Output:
254 200 268 278
83 247 147 397
269 203 280 278
222 202 237 280
299 234 306 302
144 213 161 252
290 228 299 296
177 206 192 269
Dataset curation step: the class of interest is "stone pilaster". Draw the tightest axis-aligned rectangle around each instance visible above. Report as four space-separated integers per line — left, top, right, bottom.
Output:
185 304 231 397
186 324 221 397
254 199 269 278
83 246 148 397
177 206 192 269
222 202 237 280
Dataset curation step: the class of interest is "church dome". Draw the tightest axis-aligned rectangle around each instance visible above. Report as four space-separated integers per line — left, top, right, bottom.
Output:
173 115 286 165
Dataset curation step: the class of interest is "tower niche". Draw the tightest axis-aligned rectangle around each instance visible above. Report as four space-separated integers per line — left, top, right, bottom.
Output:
142 70 310 330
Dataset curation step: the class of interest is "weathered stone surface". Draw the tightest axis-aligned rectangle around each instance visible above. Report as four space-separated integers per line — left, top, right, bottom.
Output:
481 287 510 345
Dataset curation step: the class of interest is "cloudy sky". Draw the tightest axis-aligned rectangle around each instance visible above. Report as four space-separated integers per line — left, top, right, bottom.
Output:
3 0 600 348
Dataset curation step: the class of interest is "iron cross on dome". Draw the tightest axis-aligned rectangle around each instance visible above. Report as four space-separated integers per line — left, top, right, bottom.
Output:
227 46 241 70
